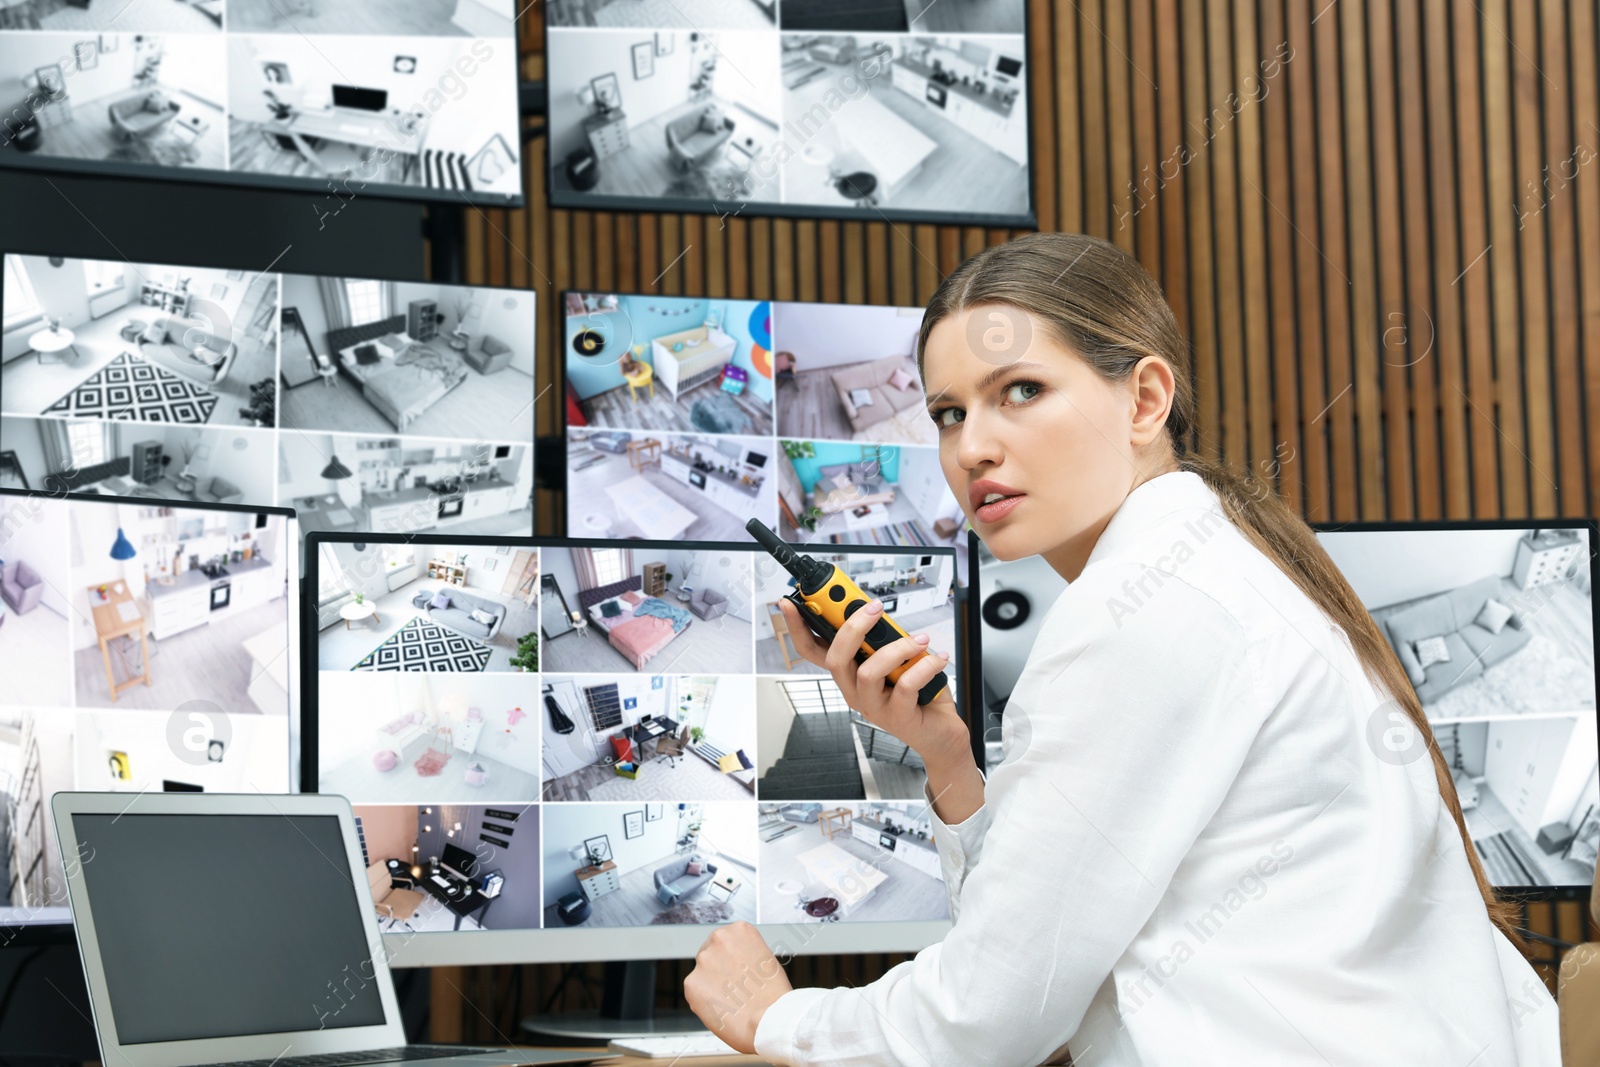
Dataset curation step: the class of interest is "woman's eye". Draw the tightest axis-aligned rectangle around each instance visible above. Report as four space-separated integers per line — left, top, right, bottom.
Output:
933 407 964 428
1004 382 1041 403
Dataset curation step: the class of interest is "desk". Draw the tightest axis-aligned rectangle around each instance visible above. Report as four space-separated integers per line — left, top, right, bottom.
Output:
621 716 679 763
89 582 151 702
271 106 430 181
416 869 493 931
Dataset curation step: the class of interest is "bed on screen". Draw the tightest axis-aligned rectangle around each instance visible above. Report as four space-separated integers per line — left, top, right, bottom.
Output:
335 331 467 431
577 577 693 669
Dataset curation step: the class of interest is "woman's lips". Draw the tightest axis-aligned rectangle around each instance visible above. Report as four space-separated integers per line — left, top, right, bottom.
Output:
975 494 1024 522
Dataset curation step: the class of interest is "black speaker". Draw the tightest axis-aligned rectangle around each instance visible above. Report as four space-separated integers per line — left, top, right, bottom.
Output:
982 589 1030 630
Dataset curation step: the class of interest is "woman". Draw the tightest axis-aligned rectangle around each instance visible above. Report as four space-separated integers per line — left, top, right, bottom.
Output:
683 233 1560 1065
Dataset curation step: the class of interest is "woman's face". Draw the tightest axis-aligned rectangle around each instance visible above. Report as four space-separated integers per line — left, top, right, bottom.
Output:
921 306 1166 580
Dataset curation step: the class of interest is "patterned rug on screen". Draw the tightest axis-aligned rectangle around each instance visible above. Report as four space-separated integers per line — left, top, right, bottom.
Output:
43 352 218 424
352 617 492 672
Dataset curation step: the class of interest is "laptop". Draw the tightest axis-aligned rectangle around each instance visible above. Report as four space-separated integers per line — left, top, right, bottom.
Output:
51 792 615 1067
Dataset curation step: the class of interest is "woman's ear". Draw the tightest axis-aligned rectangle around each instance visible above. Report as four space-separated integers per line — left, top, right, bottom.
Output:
1127 355 1176 448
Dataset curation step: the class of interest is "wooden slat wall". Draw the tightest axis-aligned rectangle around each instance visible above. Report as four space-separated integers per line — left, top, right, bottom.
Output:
435 0 1598 1038
489 0 1600 529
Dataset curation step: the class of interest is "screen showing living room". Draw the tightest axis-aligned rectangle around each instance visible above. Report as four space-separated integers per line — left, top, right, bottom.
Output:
0 253 537 546
309 536 963 934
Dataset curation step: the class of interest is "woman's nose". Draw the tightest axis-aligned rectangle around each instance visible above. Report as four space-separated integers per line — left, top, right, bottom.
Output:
953 410 1003 472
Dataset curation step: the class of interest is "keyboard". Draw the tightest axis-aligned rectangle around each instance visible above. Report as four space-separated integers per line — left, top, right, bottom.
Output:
432 874 452 888
208 1045 502 1066
607 1032 741 1058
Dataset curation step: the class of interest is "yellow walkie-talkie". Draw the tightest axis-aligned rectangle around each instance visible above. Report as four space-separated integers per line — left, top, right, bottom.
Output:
747 519 949 706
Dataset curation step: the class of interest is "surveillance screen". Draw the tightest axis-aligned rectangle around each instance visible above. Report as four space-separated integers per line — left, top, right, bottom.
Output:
562 292 969 582
545 3 1033 224
0 491 297 928
0 254 536 549
0 5 523 205
1318 524 1599 890
309 538 960 932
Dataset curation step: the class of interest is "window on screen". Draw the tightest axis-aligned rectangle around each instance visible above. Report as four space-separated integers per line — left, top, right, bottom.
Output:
84 261 124 295
594 548 626 585
67 422 107 468
3 257 40 327
345 279 386 326
317 543 349 604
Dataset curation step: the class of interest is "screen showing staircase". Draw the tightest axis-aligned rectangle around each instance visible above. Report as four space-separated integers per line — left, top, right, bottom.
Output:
306 535 970 945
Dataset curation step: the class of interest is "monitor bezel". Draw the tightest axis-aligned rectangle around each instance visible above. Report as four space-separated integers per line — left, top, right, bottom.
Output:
1312 516 1600 903
540 8 1039 227
0 489 302 939
302 528 974 964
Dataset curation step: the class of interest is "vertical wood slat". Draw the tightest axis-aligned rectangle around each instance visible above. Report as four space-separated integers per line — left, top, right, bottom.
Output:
1540 0 1586 515
1314 0 1357 520
1393 0 1443 520
1232 0 1273 480
1509 0 1558 516
1258 0 1304 514
1365 0 1415 521
1480 0 1529 519
1573 0 1600 519
1338 0 1386 520
1451 0 1500 519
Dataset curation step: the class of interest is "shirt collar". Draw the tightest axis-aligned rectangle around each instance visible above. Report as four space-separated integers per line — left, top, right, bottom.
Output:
1084 470 1224 569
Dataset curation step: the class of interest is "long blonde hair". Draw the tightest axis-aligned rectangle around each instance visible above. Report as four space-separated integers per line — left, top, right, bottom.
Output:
917 231 1525 954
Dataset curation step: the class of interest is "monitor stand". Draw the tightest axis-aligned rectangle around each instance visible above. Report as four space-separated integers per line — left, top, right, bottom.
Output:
520 959 705 1043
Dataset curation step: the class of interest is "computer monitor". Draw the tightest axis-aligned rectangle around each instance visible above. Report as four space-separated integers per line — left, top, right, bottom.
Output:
443 842 478 879
559 292 970 583
1315 520 1600 898
0 253 538 557
0 489 300 937
332 85 388 112
0 9 524 205
544 4 1035 225
303 531 973 967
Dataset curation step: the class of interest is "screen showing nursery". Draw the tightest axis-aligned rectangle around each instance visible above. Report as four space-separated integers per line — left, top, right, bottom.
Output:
307 533 962 938
0 489 298 930
562 292 970 581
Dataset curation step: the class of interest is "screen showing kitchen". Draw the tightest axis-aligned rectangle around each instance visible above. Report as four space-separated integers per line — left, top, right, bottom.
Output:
544 1 1034 223
0 8 524 206
0 254 536 540
308 536 963 928
0 490 297 927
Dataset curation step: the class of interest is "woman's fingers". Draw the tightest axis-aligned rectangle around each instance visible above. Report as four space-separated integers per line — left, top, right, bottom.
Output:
856 633 930 690
776 598 829 665
824 599 884 676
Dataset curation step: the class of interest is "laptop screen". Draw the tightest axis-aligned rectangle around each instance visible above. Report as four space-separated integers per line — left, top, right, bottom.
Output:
70 812 386 1044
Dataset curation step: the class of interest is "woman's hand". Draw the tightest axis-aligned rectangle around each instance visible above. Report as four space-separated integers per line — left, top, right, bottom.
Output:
778 597 968 767
685 921 793 1053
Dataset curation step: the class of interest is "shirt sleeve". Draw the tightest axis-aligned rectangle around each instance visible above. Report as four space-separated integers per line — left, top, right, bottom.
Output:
926 773 991 924
754 561 1265 1067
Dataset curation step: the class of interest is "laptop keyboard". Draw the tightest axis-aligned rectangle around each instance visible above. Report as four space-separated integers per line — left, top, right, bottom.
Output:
208 1046 503 1066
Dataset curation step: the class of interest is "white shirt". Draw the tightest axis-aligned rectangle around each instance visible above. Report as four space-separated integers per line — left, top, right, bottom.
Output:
755 471 1559 1066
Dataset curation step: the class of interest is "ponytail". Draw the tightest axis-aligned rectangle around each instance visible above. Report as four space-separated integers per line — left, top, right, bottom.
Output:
1177 451 1527 955
918 232 1528 956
